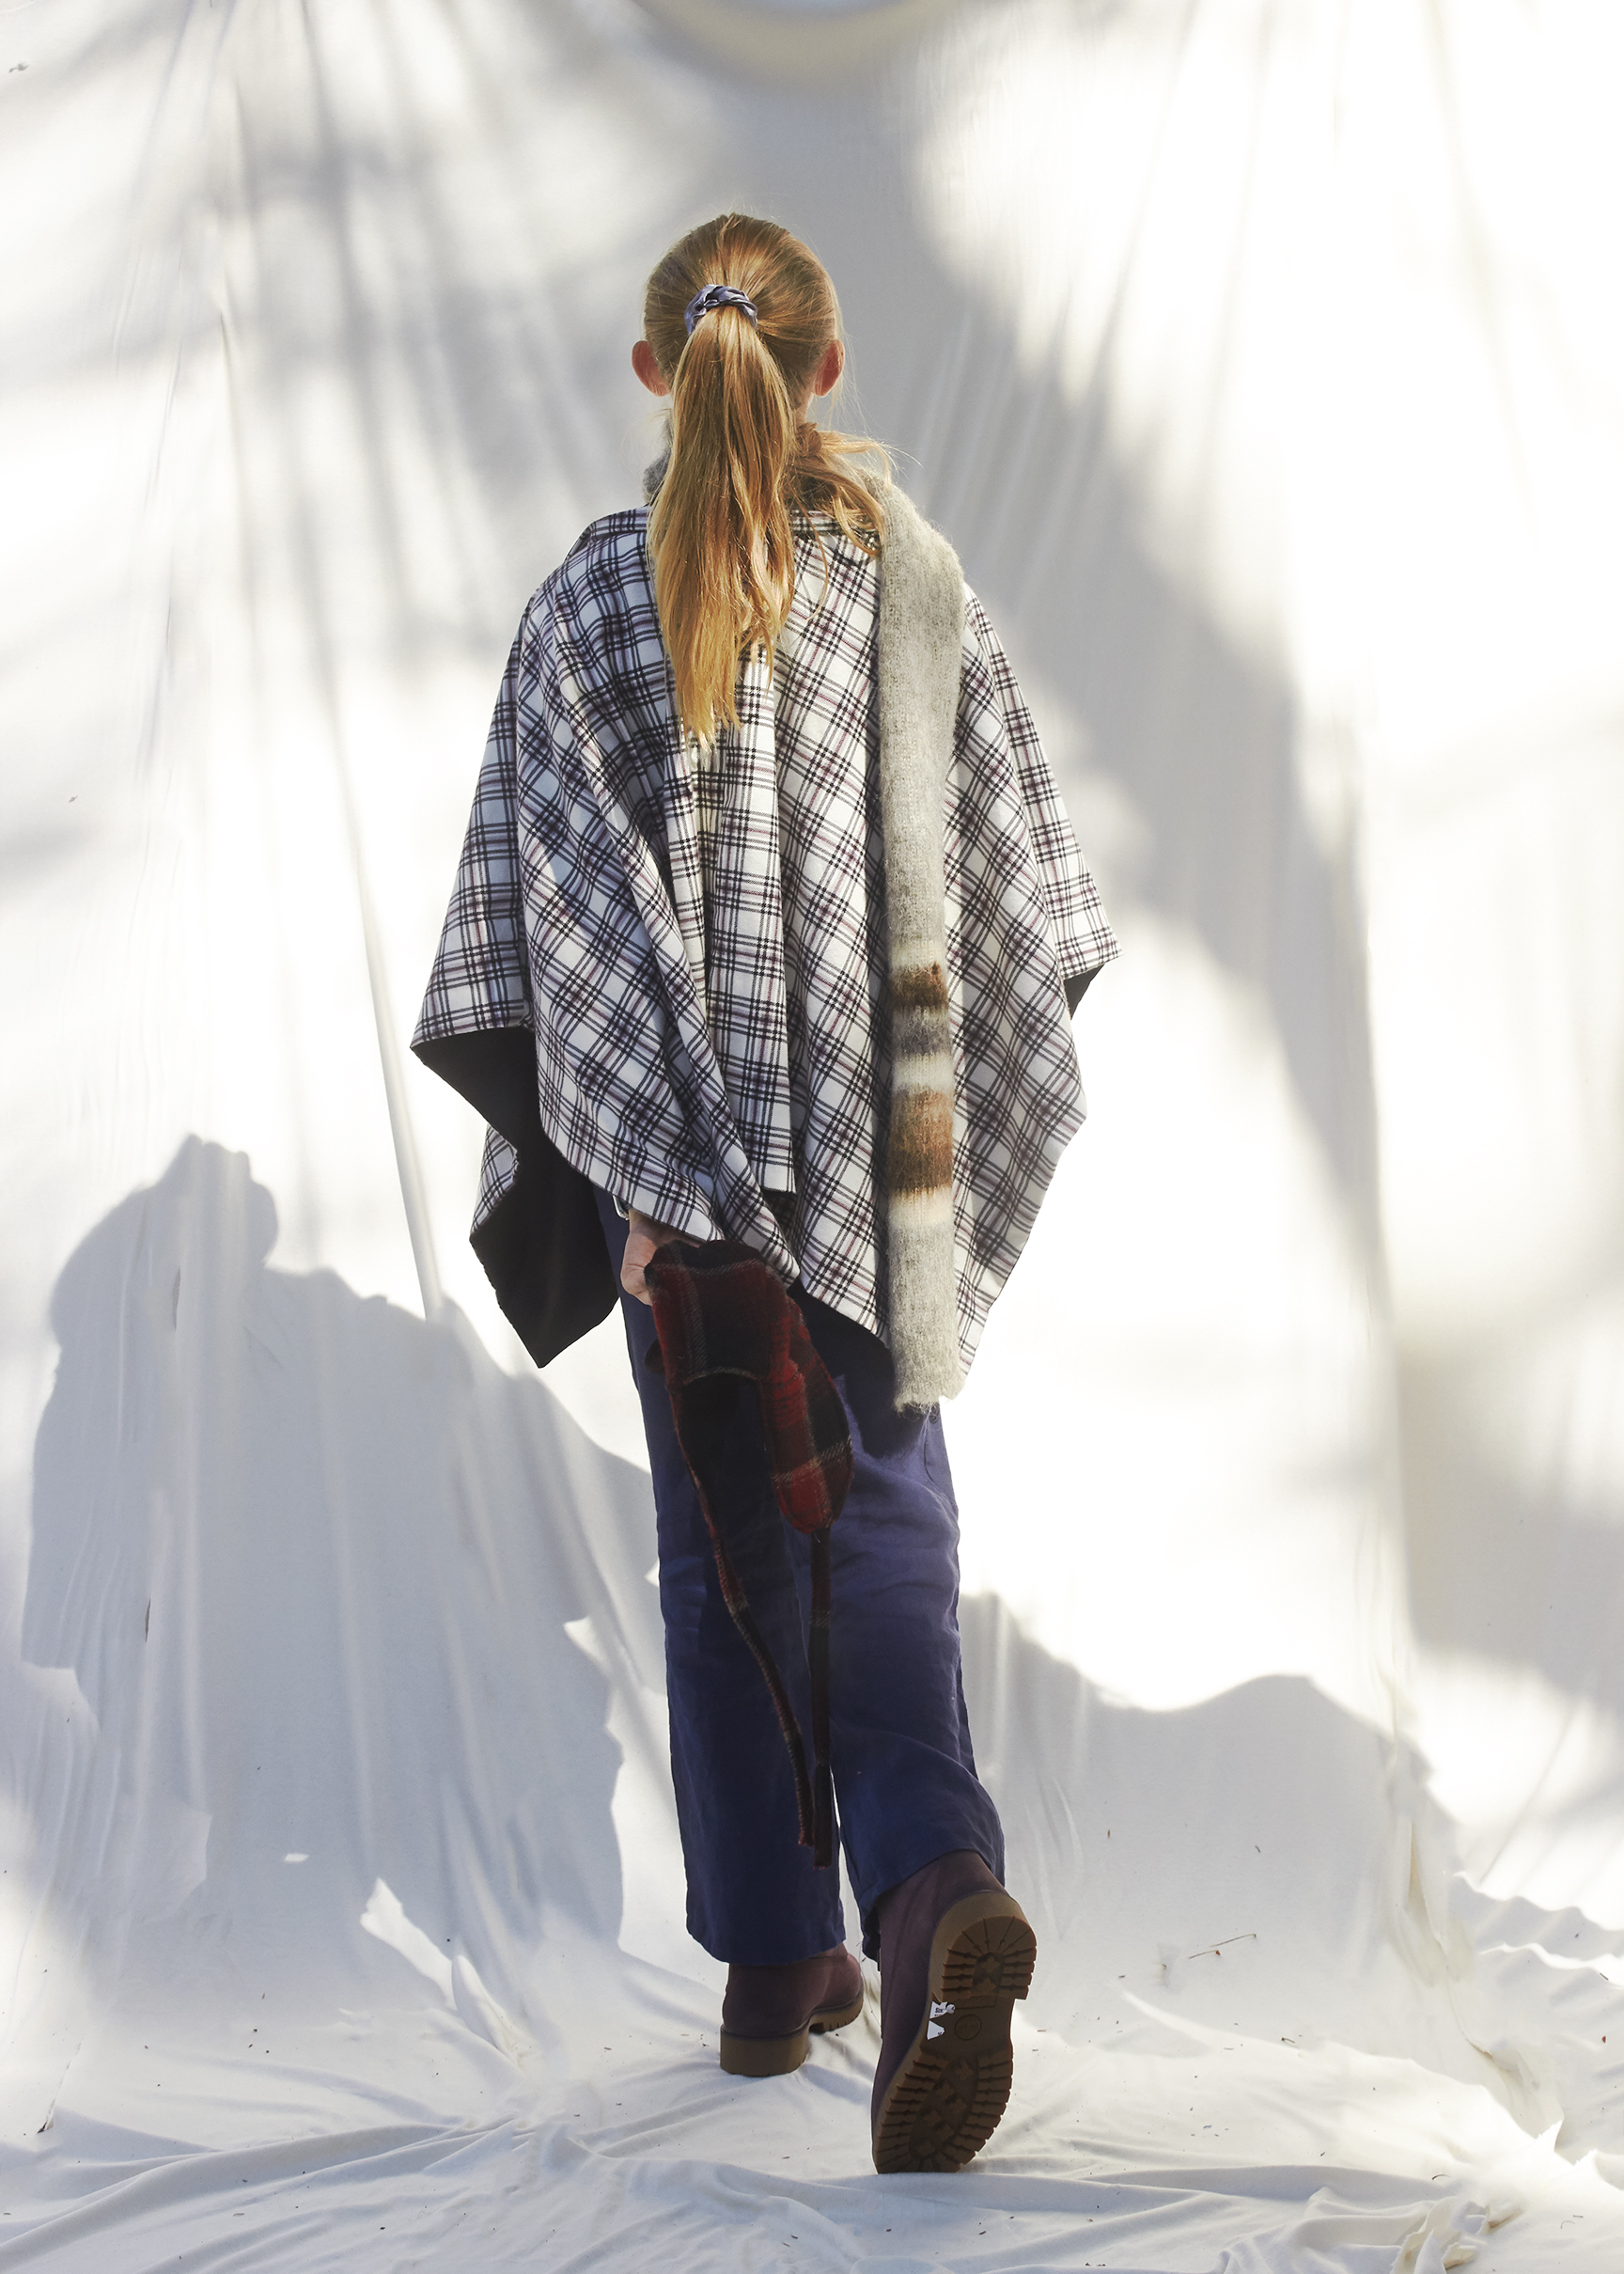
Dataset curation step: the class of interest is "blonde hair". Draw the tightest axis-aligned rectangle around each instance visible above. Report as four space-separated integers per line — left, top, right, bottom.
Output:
643 213 887 745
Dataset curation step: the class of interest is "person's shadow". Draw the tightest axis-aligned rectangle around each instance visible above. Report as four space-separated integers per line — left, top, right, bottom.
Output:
19 1136 664 2038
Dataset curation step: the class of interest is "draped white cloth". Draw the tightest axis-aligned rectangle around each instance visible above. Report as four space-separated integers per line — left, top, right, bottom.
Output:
3 0 1624 2265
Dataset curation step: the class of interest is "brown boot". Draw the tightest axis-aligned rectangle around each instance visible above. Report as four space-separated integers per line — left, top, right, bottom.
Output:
870 1850 1036 2172
718 1944 864 2078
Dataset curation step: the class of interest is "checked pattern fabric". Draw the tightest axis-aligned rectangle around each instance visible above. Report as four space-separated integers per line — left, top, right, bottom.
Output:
644 1238 851 1867
414 503 1118 1374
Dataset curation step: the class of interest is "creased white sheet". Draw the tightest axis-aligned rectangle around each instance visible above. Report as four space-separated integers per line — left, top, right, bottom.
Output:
3 0 1623 2266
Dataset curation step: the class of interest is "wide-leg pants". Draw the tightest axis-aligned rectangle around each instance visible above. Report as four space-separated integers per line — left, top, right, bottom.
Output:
596 1191 1004 1963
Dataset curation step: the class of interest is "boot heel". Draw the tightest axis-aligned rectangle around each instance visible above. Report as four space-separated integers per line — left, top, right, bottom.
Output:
872 1890 1037 2173
938 1902 1037 2003
719 2023 812 2077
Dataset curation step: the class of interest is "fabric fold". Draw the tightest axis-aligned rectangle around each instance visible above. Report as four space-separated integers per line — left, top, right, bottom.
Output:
677 639 797 1200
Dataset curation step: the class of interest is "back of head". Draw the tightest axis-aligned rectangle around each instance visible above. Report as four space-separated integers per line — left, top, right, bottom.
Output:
643 213 886 745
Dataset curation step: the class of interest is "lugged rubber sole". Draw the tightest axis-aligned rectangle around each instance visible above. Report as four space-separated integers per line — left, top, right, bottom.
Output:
871 1890 1036 2173
718 1988 866 2078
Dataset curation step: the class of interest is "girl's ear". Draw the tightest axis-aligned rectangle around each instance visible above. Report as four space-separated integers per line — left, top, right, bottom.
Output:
632 339 669 397
811 338 846 399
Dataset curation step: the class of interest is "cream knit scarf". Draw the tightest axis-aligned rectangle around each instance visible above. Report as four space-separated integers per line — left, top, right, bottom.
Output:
870 481 966 1411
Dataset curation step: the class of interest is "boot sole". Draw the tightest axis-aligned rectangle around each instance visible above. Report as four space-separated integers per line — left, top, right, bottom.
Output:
718 1990 866 2078
871 1890 1036 2173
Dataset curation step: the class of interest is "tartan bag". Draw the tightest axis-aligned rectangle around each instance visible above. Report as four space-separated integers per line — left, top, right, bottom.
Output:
643 1240 853 1869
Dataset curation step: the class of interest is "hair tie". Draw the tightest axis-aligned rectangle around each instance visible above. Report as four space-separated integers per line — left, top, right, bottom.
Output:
684 283 758 336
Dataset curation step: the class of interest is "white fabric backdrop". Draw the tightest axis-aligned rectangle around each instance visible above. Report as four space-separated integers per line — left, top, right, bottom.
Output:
4 0 1624 2265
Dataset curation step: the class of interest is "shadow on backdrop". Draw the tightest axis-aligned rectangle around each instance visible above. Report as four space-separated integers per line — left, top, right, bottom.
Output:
1401 1341 1624 1728
34 5 1379 1261
750 102 1382 1264
21 1137 657 2025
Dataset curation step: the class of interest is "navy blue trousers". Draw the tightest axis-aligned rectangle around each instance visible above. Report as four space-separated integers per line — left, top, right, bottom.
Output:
596 1192 1003 1964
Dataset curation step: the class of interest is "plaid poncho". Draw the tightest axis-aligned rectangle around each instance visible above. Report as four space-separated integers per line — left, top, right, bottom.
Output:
414 498 1117 1381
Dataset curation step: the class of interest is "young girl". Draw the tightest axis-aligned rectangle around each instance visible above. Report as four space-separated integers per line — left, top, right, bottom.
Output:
415 213 1116 2172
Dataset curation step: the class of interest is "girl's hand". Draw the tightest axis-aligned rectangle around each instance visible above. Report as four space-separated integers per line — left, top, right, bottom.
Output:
621 1208 689 1305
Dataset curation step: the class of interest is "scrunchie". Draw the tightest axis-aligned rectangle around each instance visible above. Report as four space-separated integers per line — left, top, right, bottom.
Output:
684 282 758 335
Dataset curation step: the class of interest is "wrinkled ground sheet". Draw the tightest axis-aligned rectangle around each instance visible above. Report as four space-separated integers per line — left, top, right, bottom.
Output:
6 0 1624 2266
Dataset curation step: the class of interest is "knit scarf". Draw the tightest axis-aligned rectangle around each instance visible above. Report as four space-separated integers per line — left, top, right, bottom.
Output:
871 483 968 1410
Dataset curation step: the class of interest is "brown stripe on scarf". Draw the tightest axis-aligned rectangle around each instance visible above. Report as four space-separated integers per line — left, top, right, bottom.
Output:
886 1086 954 1196
890 964 950 1014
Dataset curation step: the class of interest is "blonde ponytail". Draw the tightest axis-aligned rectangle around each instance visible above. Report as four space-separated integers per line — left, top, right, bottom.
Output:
643 215 887 745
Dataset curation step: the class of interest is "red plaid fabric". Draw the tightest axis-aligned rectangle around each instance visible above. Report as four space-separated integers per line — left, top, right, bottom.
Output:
644 1240 851 1866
